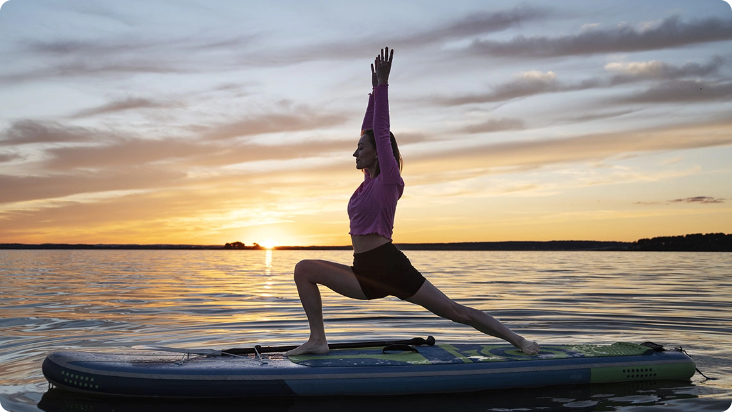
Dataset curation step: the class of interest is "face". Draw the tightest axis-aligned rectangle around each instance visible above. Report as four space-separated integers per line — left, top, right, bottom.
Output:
353 134 377 171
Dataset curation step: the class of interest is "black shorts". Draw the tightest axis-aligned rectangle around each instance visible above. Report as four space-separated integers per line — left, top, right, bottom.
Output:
351 242 426 300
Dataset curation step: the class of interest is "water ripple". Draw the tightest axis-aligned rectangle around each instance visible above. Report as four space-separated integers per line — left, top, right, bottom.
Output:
0 250 730 411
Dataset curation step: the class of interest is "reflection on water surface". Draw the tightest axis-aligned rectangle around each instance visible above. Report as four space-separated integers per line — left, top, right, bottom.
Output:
0 250 730 411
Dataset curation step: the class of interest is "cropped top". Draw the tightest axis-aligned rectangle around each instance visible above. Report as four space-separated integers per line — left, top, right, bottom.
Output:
348 84 404 241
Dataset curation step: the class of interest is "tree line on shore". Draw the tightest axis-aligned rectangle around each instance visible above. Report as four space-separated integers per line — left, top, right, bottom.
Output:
225 233 731 252
634 233 731 251
224 242 263 250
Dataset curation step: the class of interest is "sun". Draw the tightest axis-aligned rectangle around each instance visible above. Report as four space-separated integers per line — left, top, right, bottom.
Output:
261 239 278 249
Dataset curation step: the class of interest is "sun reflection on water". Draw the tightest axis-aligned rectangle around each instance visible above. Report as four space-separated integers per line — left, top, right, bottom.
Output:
261 249 274 297
265 249 272 274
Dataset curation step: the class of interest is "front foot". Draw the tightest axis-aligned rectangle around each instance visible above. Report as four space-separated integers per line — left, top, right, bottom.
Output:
285 339 329 356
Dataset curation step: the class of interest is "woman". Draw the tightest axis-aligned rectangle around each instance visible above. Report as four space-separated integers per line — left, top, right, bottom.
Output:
285 48 540 357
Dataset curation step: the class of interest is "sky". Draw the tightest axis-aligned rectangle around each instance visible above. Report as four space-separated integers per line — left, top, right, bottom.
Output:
1 0 731 247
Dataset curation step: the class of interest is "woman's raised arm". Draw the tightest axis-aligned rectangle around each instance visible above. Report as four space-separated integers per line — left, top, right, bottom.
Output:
372 48 400 182
360 66 376 135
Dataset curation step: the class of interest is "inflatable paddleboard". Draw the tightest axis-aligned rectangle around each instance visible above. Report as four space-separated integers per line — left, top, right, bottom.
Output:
42 340 696 398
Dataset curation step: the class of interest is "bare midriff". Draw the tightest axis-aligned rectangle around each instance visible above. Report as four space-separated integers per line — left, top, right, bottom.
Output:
351 233 391 254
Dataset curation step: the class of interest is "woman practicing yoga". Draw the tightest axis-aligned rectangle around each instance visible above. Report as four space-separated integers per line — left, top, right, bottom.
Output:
286 48 540 357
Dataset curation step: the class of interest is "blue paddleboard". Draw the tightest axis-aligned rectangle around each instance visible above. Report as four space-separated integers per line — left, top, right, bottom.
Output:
42 341 696 398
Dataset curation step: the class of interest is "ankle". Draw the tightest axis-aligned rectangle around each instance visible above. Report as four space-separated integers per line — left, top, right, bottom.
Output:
308 335 327 344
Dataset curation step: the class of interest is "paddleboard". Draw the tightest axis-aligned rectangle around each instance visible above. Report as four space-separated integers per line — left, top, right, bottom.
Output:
42 341 696 398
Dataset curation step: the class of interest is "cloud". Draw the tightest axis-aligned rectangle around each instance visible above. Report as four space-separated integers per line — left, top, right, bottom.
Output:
0 56 193 85
209 5 556 69
69 97 185 118
36 0 141 30
200 108 349 141
0 120 101 146
637 196 726 205
428 56 726 107
621 80 732 103
606 56 726 86
459 117 525 134
430 69 595 106
41 135 354 172
34 108 726 184
433 70 574 106
670 196 725 204
466 15 732 58
561 109 637 123
1 100 352 171
393 5 553 48
0 167 186 204
24 32 255 57
2 114 731 243
1 5 552 85
407 116 732 175
0 31 257 84
43 138 210 170
0 151 19 163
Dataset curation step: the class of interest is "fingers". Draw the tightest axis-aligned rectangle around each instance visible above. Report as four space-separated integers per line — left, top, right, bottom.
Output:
373 47 394 72
376 47 394 64
371 63 375 74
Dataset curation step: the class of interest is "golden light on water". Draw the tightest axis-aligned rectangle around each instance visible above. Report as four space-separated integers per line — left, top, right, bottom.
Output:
265 249 272 276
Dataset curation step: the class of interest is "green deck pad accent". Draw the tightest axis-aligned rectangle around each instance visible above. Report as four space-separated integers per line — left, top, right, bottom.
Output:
288 342 652 368
591 361 697 383
563 342 651 357
455 342 651 363
289 347 431 366
438 344 474 363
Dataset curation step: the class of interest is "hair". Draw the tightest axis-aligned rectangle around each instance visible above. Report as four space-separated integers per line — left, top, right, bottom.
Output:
361 129 403 177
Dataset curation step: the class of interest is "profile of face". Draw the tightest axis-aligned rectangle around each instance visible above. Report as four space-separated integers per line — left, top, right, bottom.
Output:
353 134 377 171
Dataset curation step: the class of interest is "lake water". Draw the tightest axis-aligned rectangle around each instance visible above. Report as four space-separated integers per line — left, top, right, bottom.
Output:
1 249 730 411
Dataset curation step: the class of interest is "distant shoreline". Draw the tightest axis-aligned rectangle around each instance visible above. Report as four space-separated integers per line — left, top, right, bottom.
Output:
2 233 730 251
0 241 631 251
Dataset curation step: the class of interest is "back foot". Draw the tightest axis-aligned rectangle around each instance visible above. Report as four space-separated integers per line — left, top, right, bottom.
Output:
285 339 329 356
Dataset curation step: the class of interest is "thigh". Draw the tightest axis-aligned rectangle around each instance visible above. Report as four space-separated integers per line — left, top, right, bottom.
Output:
301 260 368 300
405 280 459 319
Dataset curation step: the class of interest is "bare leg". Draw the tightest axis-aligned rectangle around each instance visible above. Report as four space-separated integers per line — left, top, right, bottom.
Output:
407 280 540 355
285 260 367 356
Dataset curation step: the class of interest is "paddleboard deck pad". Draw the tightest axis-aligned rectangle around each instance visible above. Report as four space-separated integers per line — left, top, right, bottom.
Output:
42 341 696 398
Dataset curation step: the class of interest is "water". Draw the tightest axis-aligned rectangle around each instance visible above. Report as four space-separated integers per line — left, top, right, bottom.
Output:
0 249 730 411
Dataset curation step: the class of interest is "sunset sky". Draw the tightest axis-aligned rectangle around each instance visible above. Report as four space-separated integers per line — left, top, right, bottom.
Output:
1 0 731 246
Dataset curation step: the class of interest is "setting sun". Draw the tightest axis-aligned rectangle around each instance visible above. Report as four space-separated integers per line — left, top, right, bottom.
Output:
261 239 278 249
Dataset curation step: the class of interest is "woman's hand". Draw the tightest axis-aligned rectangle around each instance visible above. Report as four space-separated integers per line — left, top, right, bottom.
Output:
374 47 393 86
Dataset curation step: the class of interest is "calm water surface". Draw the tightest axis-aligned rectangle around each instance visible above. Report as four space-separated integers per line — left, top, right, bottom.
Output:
0 250 730 411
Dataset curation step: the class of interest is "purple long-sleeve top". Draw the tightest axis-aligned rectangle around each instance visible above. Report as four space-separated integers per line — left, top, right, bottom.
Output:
348 84 404 241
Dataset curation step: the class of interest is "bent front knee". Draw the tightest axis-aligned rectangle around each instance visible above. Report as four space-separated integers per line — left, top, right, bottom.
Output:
293 259 319 282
